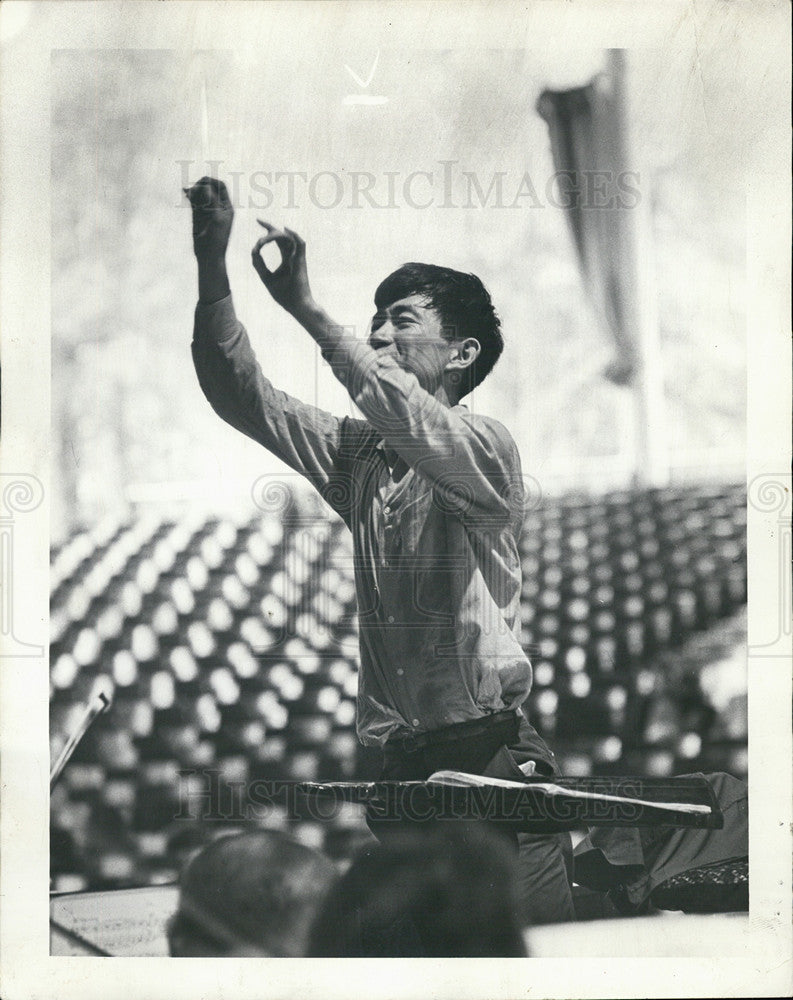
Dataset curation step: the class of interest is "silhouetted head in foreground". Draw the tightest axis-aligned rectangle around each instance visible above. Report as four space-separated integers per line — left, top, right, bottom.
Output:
308 823 526 957
167 830 337 957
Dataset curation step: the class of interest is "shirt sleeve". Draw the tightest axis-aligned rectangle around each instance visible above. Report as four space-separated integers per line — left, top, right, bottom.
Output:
192 295 357 523
320 334 523 527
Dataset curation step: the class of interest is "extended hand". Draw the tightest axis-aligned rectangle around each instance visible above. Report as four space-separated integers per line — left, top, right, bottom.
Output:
183 176 234 259
251 222 314 317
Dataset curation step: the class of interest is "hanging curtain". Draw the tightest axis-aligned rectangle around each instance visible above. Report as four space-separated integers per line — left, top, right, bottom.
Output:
537 64 638 385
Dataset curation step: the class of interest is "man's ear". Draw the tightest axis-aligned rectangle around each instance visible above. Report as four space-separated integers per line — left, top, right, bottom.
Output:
447 337 481 371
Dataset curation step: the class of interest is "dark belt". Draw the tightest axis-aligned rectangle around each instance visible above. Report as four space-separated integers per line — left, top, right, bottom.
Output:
386 710 520 754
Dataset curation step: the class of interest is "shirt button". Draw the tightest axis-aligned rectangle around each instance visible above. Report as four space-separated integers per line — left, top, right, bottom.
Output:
383 505 391 515
397 668 404 676
412 719 420 727
387 615 395 623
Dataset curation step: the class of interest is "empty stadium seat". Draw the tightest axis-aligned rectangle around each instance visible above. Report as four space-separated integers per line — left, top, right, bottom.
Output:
50 485 747 889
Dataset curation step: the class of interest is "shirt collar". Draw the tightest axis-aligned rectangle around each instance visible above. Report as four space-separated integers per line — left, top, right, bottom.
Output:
375 439 399 471
376 440 414 482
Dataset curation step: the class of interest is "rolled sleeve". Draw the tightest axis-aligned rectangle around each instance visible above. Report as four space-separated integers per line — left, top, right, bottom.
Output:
195 295 241 344
192 296 355 520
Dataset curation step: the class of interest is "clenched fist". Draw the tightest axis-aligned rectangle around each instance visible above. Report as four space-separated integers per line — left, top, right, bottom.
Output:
183 176 233 259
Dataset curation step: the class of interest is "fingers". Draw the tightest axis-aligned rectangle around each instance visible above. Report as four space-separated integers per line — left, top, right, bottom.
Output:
251 232 288 281
251 234 275 276
251 231 293 257
283 227 306 255
256 220 294 253
250 242 270 281
251 234 274 253
254 224 298 257
259 221 304 248
250 225 301 284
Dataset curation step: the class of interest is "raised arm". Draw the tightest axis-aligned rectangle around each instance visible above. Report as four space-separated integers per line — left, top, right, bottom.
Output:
185 179 353 516
251 223 523 527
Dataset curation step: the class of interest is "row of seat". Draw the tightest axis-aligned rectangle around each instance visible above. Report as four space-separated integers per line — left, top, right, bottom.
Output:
50 482 747 890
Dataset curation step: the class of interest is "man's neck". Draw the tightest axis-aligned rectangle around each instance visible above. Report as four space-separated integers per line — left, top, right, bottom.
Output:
435 382 458 408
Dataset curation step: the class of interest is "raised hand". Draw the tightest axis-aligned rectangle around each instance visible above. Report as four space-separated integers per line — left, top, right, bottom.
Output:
251 222 314 318
183 176 234 259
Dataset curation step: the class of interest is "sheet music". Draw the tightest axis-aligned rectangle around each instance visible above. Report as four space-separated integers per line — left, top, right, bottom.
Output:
50 885 178 957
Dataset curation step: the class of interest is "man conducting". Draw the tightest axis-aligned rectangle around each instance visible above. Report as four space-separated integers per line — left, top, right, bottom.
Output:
185 176 574 925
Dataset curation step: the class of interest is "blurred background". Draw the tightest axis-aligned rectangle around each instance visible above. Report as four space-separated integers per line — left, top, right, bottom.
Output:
43 20 750 894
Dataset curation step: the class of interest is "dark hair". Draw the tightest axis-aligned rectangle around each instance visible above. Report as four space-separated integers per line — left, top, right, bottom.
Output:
308 824 526 958
168 830 336 957
374 263 504 396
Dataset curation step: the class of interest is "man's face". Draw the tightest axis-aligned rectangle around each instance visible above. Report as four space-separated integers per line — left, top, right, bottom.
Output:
368 294 455 393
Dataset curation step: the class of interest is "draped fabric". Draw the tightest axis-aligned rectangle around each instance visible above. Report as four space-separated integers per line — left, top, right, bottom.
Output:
537 66 638 385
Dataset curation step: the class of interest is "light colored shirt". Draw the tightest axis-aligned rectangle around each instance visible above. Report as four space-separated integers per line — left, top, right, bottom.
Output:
192 295 533 747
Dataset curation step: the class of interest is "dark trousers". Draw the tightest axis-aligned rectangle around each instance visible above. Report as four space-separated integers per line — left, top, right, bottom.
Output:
367 711 575 926
574 770 749 909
